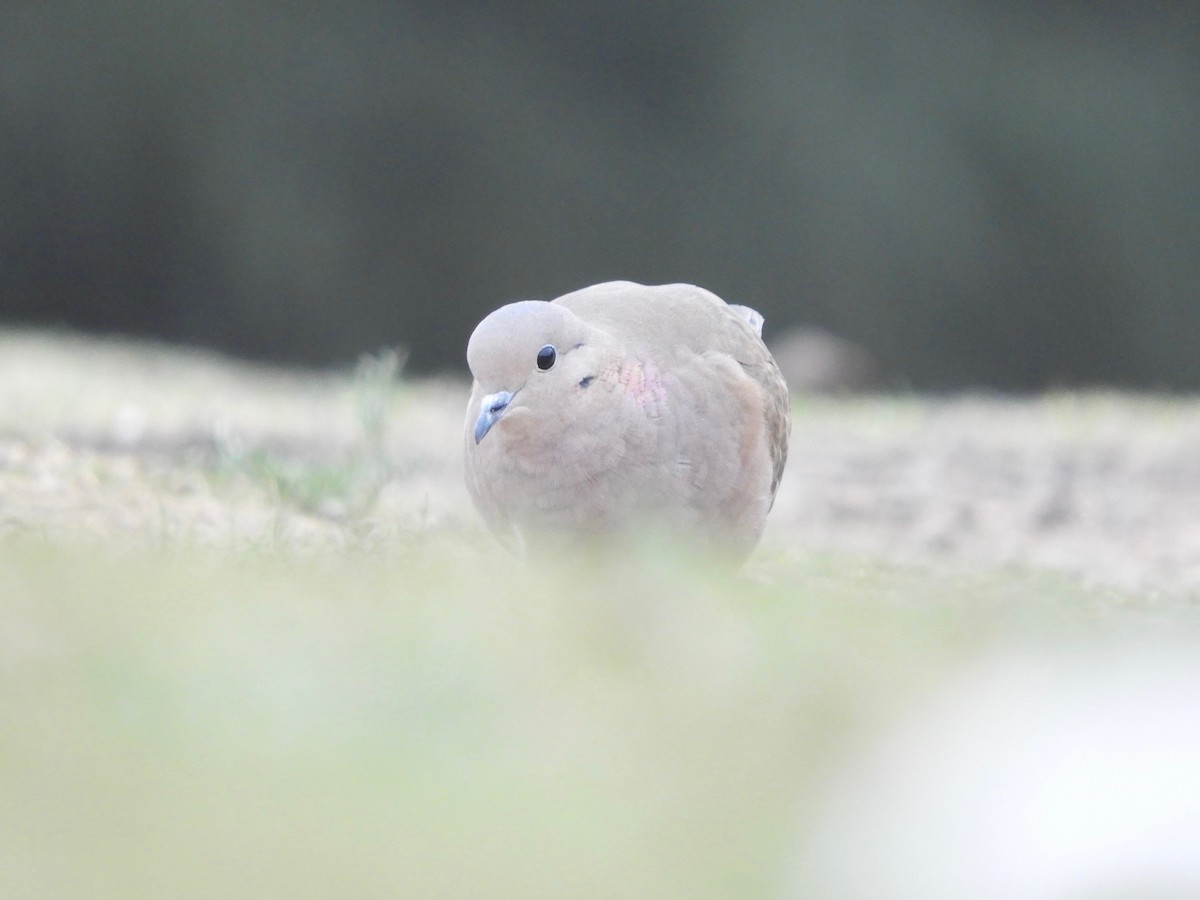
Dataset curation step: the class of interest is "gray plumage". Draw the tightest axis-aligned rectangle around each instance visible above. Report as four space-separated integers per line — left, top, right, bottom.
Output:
464 281 790 561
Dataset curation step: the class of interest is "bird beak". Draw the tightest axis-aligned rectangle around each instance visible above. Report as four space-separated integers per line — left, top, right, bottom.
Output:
474 390 513 444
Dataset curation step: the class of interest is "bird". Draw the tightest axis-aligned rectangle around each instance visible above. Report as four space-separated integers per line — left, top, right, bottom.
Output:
463 281 790 562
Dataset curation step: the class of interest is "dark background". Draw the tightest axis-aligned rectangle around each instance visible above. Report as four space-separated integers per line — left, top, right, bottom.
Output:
2 1 1197 389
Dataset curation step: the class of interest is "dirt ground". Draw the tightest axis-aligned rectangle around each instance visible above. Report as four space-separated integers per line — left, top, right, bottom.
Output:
777 393 1200 596
1 329 1197 598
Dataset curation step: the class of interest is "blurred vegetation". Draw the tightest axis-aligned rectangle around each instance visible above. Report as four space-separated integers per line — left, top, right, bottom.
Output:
1 1 1197 388
2 536 1188 897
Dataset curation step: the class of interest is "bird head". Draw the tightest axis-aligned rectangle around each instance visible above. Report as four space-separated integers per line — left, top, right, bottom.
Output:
466 300 609 446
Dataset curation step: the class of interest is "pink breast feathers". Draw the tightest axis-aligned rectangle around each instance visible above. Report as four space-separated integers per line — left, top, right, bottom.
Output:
611 358 668 418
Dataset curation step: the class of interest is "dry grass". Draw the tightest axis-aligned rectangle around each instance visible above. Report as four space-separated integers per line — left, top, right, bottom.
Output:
1 329 1198 897
2 328 1197 593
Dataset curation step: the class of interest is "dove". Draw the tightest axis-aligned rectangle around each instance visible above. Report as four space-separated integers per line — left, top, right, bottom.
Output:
463 281 790 561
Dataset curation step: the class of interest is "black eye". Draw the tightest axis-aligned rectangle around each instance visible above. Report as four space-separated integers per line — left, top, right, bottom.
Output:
536 344 557 370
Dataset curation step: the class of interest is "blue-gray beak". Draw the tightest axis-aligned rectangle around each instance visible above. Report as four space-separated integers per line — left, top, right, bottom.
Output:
474 390 513 444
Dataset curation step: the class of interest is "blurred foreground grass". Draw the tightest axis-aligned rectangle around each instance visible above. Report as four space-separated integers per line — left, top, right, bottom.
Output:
3 535 1185 898
1 330 1199 896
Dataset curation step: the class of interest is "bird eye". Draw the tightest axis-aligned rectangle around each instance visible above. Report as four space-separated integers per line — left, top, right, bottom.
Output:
536 344 557 370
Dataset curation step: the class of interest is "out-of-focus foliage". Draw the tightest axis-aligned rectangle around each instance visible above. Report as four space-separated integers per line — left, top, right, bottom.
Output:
1 1 1196 388
4 536 1196 898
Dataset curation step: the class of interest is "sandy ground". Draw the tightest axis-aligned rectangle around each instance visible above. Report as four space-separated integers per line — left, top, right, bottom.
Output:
777 393 1200 595
1 329 1197 597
